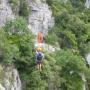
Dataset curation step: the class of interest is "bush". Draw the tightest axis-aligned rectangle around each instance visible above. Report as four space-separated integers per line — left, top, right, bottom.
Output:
9 0 20 14
1 17 34 65
45 31 58 45
4 17 29 35
55 49 87 90
19 0 30 19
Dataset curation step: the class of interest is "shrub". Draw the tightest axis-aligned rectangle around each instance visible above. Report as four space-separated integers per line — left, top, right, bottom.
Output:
19 0 30 19
9 0 20 14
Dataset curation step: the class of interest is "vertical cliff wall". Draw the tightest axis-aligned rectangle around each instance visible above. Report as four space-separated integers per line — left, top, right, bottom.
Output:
0 65 22 90
0 0 15 27
28 0 54 36
85 0 90 8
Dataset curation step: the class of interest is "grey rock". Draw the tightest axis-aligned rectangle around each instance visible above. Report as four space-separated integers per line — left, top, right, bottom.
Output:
0 65 22 90
28 0 54 36
0 0 15 27
86 54 90 65
85 0 90 8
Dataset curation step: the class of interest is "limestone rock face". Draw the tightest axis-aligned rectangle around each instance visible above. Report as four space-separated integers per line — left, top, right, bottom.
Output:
85 0 90 8
86 54 90 65
0 0 15 27
0 65 22 90
28 0 54 36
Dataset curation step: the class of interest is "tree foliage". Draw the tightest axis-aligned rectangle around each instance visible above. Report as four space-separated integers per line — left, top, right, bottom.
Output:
0 0 90 90
19 0 30 19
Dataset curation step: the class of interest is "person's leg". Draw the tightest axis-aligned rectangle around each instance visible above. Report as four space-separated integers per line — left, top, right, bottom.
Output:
37 61 42 71
37 62 39 70
41 62 43 70
39 63 42 71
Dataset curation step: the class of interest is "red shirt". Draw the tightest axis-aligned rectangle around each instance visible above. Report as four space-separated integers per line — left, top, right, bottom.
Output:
37 32 43 43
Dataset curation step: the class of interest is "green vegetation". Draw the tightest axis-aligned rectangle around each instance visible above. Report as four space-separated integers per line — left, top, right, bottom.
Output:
45 31 58 45
19 0 30 19
0 65 5 86
9 0 30 17
9 0 20 14
46 0 90 55
45 0 90 89
9 0 19 6
0 17 34 65
0 0 90 90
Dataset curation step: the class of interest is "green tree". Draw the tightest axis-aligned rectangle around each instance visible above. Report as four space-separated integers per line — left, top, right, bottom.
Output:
9 0 20 14
55 49 87 90
19 0 30 19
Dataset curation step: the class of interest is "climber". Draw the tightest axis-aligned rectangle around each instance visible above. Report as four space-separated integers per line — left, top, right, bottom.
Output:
36 47 44 71
37 31 43 44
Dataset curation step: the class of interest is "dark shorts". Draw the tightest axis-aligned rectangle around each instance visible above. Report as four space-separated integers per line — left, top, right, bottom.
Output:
36 60 42 64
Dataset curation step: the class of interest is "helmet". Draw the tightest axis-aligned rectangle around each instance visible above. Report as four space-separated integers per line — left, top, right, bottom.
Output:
36 47 43 52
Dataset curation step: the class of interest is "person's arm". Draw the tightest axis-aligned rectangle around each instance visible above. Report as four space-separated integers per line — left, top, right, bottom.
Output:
35 52 38 61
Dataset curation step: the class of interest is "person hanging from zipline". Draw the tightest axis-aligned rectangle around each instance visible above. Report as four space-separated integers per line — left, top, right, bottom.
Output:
36 47 44 71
